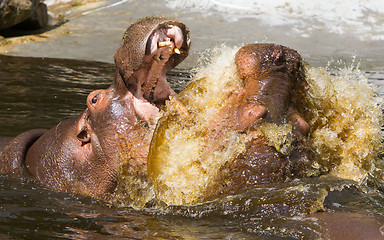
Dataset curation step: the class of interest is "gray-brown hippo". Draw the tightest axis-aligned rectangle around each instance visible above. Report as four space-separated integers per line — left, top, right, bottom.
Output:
205 44 318 199
0 16 190 199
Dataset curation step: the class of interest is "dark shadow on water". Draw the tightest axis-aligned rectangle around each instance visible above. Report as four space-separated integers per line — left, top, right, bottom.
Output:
0 20 69 38
0 54 113 136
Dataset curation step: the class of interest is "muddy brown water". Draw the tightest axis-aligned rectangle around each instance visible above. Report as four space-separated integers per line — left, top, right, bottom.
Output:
1 55 384 239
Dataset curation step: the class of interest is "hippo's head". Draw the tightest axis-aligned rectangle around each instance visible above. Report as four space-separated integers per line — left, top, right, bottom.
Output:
113 16 190 125
234 43 307 125
74 16 191 194
25 17 190 199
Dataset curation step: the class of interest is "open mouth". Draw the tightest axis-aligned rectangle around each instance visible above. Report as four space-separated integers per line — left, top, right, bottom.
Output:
139 24 186 104
116 19 190 125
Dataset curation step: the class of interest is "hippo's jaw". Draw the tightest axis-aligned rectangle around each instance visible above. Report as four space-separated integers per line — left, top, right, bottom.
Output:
127 25 188 124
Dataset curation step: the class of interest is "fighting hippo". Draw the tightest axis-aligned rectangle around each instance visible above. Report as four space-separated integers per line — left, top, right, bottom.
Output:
148 43 319 205
205 44 319 199
0 16 190 199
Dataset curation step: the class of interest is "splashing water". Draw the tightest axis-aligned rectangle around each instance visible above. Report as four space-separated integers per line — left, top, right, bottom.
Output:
148 46 245 205
146 45 383 206
304 63 383 182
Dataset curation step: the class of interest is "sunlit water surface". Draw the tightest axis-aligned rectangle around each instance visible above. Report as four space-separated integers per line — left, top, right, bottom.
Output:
1 54 384 239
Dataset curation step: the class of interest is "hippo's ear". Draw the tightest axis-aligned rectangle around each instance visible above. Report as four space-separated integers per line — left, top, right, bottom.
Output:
77 110 93 146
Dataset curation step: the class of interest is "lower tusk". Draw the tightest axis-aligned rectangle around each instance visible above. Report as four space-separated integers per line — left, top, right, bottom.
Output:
174 48 181 54
153 55 161 62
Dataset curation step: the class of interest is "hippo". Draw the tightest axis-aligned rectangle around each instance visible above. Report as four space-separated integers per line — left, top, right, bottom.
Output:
204 44 319 199
148 43 319 205
0 16 190 199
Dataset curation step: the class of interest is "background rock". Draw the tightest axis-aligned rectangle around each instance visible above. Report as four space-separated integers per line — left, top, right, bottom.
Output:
13 2 48 30
0 0 39 30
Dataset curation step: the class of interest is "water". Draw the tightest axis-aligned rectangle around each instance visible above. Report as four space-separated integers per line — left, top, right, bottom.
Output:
1 0 384 238
1 53 384 239
0 175 245 239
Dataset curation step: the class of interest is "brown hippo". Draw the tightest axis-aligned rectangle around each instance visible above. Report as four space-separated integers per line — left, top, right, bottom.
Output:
204 44 318 199
0 16 190 199
148 43 319 205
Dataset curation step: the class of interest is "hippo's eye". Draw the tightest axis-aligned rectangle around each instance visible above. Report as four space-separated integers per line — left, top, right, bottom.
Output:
91 96 98 104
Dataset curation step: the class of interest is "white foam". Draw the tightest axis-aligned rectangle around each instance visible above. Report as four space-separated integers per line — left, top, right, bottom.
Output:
44 0 73 6
167 0 384 41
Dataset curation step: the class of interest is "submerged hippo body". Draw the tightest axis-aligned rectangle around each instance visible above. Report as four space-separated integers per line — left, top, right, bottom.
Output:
0 16 190 198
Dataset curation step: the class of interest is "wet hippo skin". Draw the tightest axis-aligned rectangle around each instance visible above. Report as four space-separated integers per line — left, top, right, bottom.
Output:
0 16 190 199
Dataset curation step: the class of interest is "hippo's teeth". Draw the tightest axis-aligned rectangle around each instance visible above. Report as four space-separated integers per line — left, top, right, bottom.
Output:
158 41 173 47
174 48 181 54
